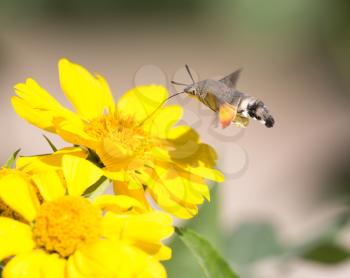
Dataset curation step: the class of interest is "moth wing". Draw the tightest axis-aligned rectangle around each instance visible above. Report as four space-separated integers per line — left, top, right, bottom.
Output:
219 102 237 129
233 114 250 128
219 69 242 88
203 93 219 111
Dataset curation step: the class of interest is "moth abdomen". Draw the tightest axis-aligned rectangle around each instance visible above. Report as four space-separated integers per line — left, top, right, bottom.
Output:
246 99 275 128
265 116 275 128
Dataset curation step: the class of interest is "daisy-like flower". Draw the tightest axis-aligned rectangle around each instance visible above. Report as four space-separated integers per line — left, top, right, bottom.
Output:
12 59 224 218
0 155 173 277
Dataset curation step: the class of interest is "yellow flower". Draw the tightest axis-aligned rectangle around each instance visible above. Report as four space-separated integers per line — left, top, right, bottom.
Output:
0 156 173 278
12 58 224 218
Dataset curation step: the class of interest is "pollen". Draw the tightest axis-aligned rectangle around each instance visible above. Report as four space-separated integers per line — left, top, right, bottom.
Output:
33 196 102 258
84 112 152 155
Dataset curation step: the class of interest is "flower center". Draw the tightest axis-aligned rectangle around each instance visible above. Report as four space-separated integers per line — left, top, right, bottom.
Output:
33 196 101 257
84 112 152 156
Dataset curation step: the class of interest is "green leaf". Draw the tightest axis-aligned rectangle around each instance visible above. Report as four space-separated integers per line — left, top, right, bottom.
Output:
227 222 284 265
4 149 21 168
42 134 57 152
165 184 224 278
176 227 239 278
302 242 350 264
83 176 111 200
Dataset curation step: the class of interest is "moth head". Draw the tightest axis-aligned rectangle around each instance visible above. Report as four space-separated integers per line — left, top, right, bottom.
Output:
184 85 198 96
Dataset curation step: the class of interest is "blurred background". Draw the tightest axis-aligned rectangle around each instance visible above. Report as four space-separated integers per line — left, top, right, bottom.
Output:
0 0 350 277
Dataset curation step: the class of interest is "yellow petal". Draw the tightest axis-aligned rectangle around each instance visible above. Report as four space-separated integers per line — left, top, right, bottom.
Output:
32 170 66 201
40 253 66 278
102 169 126 181
157 142 218 168
62 155 104 196
169 141 202 161
69 240 166 278
0 217 34 261
154 163 206 205
188 179 211 201
113 181 150 210
14 79 62 112
135 167 199 218
94 194 147 214
139 259 167 278
3 250 65 278
67 240 126 277
16 147 88 174
97 137 134 170
54 117 97 147
3 251 43 278
148 180 198 219
165 165 210 201
155 245 172 261
0 172 39 222
152 144 224 183
117 85 168 122
101 211 173 260
12 78 80 132
66 261 86 278
186 166 224 183
145 105 183 138
191 143 219 168
11 96 56 133
167 125 199 143
59 58 115 120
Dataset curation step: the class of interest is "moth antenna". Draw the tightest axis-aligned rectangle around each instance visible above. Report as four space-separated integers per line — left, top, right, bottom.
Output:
138 92 186 127
171 80 189 86
185 64 195 84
